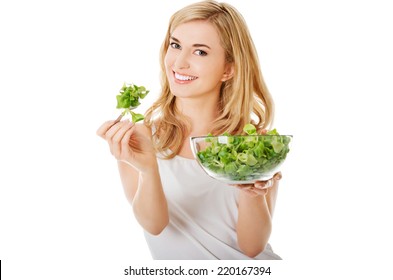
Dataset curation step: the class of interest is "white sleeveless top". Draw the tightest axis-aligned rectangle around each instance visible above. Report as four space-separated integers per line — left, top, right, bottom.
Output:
143 151 281 260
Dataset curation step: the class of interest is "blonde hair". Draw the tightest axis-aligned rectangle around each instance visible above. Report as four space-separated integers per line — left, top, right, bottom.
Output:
144 0 274 158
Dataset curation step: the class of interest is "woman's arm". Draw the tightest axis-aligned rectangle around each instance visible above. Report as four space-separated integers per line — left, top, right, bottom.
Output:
97 120 169 235
236 175 280 258
118 161 169 235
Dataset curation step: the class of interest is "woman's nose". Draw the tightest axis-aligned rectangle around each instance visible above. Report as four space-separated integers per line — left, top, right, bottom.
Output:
174 51 190 69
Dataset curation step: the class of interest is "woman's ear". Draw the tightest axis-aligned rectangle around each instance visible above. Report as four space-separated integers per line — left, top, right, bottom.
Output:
221 63 234 82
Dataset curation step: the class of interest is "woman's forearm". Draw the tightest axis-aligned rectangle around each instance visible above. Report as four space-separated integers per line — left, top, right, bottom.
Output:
118 161 169 235
132 164 169 235
236 192 272 258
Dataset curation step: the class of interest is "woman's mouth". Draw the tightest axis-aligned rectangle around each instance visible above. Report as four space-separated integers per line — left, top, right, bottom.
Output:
173 72 198 83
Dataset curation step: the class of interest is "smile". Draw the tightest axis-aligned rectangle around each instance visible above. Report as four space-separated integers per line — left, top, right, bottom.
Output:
174 72 198 81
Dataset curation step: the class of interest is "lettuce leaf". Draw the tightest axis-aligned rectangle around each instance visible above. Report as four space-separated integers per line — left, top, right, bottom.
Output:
196 124 291 181
116 83 149 123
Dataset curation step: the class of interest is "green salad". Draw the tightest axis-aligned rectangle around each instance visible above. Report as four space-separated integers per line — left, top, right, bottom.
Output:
196 124 291 181
116 83 149 123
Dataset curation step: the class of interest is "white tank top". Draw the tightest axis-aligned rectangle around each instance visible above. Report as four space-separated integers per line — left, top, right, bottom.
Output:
143 151 281 260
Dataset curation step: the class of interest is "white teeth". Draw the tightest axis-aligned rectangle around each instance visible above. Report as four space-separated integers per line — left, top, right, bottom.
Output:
175 72 197 81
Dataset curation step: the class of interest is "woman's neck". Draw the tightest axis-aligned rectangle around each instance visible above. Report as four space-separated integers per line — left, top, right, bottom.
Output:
175 96 219 136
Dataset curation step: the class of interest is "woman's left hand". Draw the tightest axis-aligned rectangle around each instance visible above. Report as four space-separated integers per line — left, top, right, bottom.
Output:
234 172 282 197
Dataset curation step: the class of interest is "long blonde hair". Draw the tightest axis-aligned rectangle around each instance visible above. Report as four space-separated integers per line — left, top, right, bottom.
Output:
144 0 274 158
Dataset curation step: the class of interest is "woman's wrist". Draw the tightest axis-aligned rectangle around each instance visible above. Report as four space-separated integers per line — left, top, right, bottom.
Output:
118 157 159 175
139 160 159 176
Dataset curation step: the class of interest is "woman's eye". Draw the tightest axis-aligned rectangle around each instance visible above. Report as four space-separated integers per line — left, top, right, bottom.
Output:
194 50 207 56
170 42 181 49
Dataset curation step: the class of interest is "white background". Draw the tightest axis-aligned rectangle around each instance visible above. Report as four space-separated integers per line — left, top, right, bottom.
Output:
1 0 392 279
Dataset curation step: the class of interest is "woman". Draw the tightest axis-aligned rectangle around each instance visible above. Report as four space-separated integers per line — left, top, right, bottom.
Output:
97 0 282 260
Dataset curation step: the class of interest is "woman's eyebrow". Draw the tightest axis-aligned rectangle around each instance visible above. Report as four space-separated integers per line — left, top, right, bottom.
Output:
170 36 211 49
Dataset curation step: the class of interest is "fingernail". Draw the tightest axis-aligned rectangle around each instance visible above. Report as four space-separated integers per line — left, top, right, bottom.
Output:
274 173 282 180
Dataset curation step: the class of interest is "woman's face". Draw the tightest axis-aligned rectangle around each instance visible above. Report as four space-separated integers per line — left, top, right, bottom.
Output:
165 20 232 100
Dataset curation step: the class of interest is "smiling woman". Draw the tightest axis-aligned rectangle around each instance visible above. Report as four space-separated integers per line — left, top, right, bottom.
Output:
165 20 231 100
97 0 280 260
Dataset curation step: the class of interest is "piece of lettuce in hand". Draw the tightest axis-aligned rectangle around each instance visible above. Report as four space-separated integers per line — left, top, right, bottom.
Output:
116 83 149 123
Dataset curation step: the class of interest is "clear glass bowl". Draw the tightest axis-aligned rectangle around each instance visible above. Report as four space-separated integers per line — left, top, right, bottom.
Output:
190 134 292 184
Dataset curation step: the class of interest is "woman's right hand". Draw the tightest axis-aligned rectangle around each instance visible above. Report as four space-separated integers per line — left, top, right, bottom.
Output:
96 120 157 173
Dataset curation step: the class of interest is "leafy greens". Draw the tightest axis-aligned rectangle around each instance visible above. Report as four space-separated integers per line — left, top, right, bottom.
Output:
116 83 149 123
196 124 291 182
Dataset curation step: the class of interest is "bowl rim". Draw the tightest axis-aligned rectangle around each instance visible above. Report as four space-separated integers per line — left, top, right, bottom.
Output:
190 134 293 141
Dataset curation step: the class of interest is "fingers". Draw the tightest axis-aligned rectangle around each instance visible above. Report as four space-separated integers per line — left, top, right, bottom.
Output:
96 113 127 139
96 120 118 139
254 172 282 189
121 125 136 156
248 188 268 196
254 179 273 190
233 179 272 191
107 121 134 158
235 185 268 197
102 120 132 141
97 120 134 159
273 172 282 181
111 121 133 144
234 172 283 197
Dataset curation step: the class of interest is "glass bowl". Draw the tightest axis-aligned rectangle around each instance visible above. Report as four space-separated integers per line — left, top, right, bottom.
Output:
190 134 292 184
